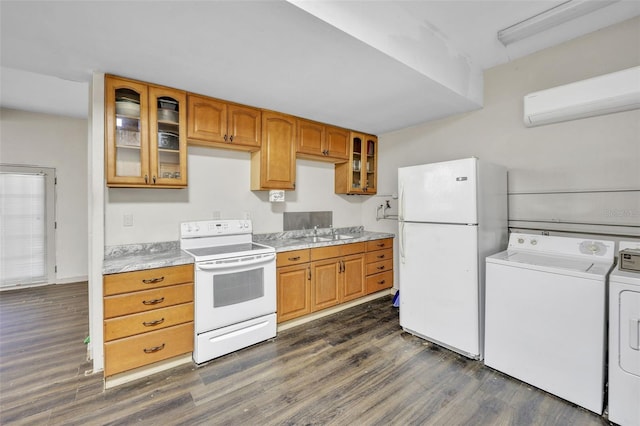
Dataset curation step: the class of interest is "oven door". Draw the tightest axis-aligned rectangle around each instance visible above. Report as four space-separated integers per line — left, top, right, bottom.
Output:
194 253 276 333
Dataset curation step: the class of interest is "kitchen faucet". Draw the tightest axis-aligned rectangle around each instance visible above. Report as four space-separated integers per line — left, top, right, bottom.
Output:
313 225 318 237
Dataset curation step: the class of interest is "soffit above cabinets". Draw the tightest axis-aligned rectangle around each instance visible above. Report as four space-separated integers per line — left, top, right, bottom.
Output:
1 1 638 134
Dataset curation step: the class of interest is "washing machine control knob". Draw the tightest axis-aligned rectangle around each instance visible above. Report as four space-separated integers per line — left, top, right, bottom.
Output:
531 239 538 245
518 238 525 244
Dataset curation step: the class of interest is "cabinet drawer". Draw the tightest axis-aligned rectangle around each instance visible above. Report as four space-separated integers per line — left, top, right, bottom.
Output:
366 259 393 276
104 302 194 341
277 249 310 267
365 248 393 264
311 245 342 261
104 264 193 296
341 242 365 256
366 271 393 294
366 238 393 252
104 283 193 318
311 242 365 261
104 322 193 376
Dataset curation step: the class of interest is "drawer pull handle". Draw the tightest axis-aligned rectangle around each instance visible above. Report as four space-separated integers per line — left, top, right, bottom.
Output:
378 279 386 285
377 243 385 247
143 343 166 354
142 318 165 327
377 266 385 270
288 256 301 261
142 297 165 305
142 276 165 284
377 255 385 259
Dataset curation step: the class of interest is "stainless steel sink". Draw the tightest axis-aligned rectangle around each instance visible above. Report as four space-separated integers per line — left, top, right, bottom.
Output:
293 234 355 243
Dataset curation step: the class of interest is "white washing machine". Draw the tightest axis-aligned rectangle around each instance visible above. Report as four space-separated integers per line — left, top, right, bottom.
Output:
609 241 640 426
485 233 615 414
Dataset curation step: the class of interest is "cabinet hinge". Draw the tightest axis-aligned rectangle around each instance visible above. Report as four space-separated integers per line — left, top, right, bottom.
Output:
54 177 57 185
54 221 57 229
55 266 57 273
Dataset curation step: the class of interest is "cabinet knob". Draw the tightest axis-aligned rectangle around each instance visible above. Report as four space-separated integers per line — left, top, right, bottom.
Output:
224 134 228 142
288 256 301 261
377 266 385 270
144 174 149 184
152 175 156 184
230 135 234 142
378 279 386 285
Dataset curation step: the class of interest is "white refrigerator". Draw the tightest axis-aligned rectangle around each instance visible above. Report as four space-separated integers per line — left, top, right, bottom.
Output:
398 157 507 359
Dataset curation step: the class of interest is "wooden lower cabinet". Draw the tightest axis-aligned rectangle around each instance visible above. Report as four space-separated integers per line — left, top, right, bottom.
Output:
277 263 311 323
311 258 341 311
277 242 371 323
365 238 394 294
103 264 194 377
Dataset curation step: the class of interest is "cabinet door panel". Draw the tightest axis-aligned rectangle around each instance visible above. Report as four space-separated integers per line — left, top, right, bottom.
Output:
187 94 226 142
311 259 340 312
149 86 187 186
252 111 296 190
297 119 324 156
277 265 311 323
106 77 149 185
342 254 365 302
325 126 349 160
228 104 261 148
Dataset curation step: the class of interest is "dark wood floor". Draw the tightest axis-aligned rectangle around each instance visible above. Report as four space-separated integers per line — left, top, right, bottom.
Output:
1 282 610 425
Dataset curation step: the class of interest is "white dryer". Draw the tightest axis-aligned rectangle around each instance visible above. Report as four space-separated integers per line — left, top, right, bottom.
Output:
485 233 615 414
609 241 640 426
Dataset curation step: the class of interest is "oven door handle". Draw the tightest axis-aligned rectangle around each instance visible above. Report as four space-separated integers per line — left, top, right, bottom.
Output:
196 253 275 271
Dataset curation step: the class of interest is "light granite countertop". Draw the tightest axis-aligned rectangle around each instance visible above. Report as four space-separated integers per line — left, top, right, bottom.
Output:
253 226 395 253
103 227 395 274
103 241 193 275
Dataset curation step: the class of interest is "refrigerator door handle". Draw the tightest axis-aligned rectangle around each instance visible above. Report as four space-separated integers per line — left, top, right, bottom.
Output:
399 221 406 263
398 185 405 221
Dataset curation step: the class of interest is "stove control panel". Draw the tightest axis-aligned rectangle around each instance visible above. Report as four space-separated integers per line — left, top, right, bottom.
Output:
181 220 252 238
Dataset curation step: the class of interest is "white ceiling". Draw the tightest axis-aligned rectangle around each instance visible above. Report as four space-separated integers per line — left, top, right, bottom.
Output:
1 0 638 134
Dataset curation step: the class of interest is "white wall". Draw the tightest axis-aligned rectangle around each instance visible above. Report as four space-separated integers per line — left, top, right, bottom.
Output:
362 16 640 236
105 148 365 245
0 108 89 283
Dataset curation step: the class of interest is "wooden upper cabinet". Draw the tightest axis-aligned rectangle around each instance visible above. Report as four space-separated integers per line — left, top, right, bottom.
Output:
325 126 350 160
251 111 296 190
335 132 378 195
105 75 187 188
296 119 349 162
187 94 261 151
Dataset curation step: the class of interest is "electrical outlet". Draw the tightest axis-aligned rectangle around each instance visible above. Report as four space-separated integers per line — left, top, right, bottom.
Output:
123 213 133 227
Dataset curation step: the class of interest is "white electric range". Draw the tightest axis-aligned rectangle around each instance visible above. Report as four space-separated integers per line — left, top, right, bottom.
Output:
180 220 276 364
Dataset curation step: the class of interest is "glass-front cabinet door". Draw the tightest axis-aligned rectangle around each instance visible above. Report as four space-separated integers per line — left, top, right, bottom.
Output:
106 75 187 188
363 135 377 193
149 86 187 186
106 77 149 186
334 132 378 195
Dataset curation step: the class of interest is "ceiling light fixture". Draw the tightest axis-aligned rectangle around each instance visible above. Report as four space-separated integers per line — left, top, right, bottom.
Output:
497 0 620 46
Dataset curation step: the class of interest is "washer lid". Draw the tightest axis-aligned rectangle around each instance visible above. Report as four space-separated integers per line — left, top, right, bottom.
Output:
487 250 613 278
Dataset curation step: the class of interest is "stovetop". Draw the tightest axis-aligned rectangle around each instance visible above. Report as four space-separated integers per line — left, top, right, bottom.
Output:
180 220 275 262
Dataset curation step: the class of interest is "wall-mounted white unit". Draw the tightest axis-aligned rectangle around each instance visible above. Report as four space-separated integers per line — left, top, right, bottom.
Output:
524 66 640 127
